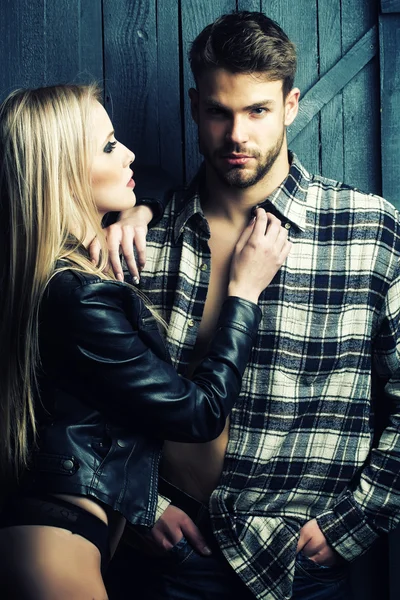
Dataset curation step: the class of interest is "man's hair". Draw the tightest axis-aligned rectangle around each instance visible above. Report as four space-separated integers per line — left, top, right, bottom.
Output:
189 11 297 97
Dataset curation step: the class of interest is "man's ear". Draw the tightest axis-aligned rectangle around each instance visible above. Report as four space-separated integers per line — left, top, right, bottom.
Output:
284 87 300 126
189 88 199 124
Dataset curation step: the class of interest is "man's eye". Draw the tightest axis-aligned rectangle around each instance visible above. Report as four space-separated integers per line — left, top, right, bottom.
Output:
251 108 267 115
206 107 225 117
104 140 117 153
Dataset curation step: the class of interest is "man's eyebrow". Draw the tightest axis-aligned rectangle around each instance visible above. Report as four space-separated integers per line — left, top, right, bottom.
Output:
203 98 275 111
101 130 115 147
244 99 275 110
203 99 228 109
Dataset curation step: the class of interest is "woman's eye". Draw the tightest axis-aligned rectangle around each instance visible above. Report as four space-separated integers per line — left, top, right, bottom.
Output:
104 140 117 154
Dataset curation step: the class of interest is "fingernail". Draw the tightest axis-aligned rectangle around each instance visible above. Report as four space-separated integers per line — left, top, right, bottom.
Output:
91 259 97 265
116 273 124 282
251 205 259 217
133 276 140 285
203 546 212 556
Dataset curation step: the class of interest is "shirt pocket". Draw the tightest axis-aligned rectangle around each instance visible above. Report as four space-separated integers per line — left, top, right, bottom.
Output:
276 302 365 384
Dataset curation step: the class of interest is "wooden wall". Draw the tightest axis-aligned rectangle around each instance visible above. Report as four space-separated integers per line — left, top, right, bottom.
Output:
1 0 398 206
0 1 399 598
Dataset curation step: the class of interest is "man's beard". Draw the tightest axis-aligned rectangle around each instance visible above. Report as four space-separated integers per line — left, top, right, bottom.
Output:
200 129 285 189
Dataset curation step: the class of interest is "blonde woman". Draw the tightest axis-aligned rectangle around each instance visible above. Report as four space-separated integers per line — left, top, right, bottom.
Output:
0 84 291 599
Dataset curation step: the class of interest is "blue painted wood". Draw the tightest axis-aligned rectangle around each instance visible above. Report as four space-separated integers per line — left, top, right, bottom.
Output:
263 0 320 174
103 0 159 167
181 0 236 181
381 0 400 11
238 0 262 10
0 0 102 100
287 27 378 142
157 2 183 184
380 14 400 209
318 0 344 182
342 0 380 196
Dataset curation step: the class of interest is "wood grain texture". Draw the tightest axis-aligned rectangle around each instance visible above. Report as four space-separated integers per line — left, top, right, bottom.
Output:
342 0 380 195
288 27 377 144
157 1 183 183
381 0 400 11
0 0 102 100
103 0 158 167
318 0 344 182
237 0 262 10
181 0 236 181
380 14 400 208
263 0 320 174
44 0 103 84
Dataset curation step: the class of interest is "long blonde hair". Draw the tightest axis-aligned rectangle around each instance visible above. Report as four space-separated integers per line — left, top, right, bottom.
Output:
0 84 113 480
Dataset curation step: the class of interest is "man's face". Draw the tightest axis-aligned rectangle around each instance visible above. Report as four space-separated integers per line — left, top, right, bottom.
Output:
190 69 299 189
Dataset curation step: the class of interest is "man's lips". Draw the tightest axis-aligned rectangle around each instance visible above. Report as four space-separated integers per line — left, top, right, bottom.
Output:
220 154 254 165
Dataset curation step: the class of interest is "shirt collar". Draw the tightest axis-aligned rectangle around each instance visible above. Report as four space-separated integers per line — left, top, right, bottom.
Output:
173 151 309 241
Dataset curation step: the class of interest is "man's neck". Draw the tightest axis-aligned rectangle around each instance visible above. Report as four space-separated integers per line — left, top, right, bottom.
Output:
202 150 290 225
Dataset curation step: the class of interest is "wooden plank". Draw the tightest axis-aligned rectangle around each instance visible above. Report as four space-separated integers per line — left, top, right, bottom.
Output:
157 1 183 184
342 0 380 196
380 14 400 209
381 0 400 12
263 0 320 175
103 0 159 167
44 0 103 84
237 0 262 10
0 0 44 96
318 0 344 182
181 0 237 182
0 0 103 100
287 26 378 143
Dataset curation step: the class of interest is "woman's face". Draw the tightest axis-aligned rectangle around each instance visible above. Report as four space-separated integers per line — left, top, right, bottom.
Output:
91 101 136 215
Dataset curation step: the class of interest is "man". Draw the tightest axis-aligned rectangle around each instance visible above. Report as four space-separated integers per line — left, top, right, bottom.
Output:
105 11 400 600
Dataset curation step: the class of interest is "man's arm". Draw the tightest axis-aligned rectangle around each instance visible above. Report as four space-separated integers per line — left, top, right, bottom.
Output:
315 261 400 561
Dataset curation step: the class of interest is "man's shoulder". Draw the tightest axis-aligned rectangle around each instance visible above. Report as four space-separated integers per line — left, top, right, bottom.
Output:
307 171 399 219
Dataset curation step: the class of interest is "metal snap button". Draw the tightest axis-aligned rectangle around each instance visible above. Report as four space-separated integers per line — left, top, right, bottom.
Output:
62 459 74 471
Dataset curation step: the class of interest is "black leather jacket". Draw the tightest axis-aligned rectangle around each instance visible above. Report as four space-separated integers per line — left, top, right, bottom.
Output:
22 268 261 528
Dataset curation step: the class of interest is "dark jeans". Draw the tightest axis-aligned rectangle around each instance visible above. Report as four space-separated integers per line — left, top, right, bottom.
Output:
105 482 353 600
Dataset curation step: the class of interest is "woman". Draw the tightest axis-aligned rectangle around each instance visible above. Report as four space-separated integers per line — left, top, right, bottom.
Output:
0 84 290 599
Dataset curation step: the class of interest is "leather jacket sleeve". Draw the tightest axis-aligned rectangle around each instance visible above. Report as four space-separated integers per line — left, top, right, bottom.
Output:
40 274 262 443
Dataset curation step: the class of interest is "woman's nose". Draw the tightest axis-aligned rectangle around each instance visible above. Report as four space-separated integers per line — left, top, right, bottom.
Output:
126 149 135 166
122 144 135 166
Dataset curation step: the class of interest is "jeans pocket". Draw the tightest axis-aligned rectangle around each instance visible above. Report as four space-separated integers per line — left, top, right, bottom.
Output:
154 535 195 566
295 552 349 583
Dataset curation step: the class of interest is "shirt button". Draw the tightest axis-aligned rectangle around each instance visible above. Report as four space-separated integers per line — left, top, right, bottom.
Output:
284 222 291 230
62 459 74 471
117 439 128 448
188 319 195 327
200 263 208 271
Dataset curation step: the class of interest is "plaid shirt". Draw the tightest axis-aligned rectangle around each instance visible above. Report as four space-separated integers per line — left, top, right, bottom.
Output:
138 153 400 600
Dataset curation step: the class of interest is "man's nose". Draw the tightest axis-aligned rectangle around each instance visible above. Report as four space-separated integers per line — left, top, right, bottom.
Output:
225 116 249 145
